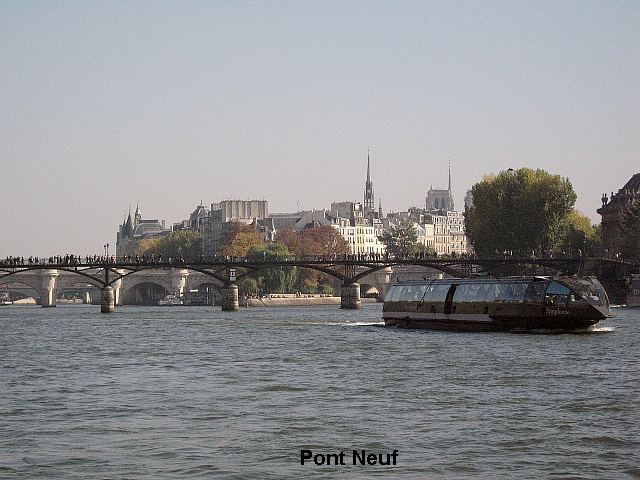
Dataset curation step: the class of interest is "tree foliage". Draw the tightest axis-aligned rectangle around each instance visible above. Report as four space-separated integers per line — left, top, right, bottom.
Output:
247 242 297 293
465 168 577 256
218 222 264 257
557 209 598 256
297 226 349 293
136 231 202 258
300 225 350 258
377 219 420 258
274 227 301 256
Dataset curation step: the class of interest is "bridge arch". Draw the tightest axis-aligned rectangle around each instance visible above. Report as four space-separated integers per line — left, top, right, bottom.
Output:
0 279 41 304
123 282 169 305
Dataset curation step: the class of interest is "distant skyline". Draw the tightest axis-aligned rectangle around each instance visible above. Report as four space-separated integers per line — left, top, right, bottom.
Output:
2 1 638 255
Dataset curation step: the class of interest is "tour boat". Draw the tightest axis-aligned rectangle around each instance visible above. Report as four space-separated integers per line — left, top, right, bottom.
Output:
383 276 611 331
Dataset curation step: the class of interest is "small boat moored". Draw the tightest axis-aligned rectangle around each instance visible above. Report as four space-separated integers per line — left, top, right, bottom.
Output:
383 276 611 332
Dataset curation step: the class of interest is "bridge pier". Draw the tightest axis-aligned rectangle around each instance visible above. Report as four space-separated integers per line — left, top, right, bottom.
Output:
40 269 59 307
171 269 190 299
101 286 115 313
221 284 239 311
340 282 361 309
113 269 126 306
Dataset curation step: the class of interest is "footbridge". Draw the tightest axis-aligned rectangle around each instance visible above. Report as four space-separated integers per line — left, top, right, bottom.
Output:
0 256 634 312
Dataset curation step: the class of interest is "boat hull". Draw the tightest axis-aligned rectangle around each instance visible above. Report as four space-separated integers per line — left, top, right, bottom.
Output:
384 314 600 332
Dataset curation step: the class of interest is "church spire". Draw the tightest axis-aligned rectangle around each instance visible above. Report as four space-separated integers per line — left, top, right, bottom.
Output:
364 148 375 214
447 158 454 211
134 202 142 227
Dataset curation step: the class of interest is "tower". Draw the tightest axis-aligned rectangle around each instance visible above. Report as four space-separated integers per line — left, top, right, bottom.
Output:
364 149 375 215
134 202 142 227
447 160 454 211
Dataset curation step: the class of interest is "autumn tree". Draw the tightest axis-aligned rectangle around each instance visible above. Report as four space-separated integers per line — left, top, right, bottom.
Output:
218 221 264 257
274 227 301 256
465 168 577 256
300 225 350 258
296 226 350 293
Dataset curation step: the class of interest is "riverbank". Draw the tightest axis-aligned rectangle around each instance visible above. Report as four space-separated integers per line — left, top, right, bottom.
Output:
243 295 378 307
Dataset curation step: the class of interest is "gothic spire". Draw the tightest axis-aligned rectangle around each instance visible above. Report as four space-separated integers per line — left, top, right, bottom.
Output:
447 158 454 211
364 148 375 214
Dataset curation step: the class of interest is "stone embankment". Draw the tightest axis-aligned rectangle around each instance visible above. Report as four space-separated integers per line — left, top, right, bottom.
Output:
243 295 377 307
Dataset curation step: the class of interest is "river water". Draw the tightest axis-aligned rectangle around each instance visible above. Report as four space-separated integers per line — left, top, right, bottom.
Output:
0 304 638 479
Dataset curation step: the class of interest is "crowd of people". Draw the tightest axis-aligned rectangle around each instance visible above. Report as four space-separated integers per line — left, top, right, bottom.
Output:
1 250 586 268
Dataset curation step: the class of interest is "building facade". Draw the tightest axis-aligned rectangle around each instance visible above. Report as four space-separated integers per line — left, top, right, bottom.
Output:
116 204 171 257
597 173 640 257
425 162 455 212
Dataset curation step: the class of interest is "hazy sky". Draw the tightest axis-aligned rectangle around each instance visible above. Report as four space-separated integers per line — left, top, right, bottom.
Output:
2 1 638 255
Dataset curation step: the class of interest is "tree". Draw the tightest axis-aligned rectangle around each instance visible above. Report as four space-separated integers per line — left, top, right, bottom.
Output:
218 222 264 257
247 242 297 293
377 219 419 258
558 210 597 256
465 168 577 256
274 227 301 256
136 231 202 258
300 226 350 258
619 202 640 263
296 226 350 293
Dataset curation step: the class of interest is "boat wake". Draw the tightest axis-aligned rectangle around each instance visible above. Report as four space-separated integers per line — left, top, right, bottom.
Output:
309 321 385 327
588 326 615 333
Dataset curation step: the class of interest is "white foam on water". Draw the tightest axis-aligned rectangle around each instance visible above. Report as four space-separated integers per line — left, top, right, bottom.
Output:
589 325 615 333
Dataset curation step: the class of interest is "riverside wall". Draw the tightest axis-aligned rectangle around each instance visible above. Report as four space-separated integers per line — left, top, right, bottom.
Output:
244 295 377 307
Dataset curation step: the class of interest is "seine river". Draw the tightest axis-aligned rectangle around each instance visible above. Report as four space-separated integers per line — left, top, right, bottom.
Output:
1 304 638 479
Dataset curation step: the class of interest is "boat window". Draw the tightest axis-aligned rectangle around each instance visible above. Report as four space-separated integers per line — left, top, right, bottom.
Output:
422 283 450 303
561 278 608 307
524 280 548 303
476 284 500 302
546 282 571 295
402 285 427 301
385 285 402 302
493 282 527 302
545 281 572 306
453 284 489 302
388 285 428 302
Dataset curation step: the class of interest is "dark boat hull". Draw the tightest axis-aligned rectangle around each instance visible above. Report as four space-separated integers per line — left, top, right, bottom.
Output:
384 314 601 332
